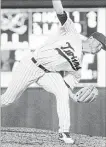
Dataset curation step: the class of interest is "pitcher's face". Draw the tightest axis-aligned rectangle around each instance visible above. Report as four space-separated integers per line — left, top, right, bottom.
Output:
88 36 103 54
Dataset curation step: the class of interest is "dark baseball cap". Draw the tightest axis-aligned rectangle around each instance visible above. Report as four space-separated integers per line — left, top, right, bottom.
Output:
91 32 106 51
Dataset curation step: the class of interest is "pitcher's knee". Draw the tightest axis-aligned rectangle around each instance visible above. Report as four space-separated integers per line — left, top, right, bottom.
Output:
1 102 12 107
1 94 15 107
1 101 12 107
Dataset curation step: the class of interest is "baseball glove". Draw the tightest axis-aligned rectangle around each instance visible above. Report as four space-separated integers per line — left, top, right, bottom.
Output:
72 85 98 103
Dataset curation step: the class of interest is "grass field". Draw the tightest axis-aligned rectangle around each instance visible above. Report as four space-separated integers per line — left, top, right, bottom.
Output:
1 127 106 147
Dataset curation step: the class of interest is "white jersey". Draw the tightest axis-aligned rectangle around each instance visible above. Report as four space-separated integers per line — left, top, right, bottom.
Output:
34 18 82 71
33 17 82 89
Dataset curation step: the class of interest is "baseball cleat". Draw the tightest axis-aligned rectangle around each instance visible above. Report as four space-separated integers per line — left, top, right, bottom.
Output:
59 132 75 144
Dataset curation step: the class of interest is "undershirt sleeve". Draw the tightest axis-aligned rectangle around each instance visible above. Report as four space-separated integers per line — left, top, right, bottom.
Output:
57 11 68 25
57 11 77 34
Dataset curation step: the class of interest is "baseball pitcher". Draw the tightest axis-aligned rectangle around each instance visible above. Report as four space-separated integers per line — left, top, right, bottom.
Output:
1 0 106 144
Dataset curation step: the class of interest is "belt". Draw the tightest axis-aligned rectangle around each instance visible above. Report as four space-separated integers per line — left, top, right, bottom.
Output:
31 57 50 73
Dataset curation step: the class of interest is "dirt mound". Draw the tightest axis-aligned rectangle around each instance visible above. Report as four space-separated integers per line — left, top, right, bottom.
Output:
1 127 106 147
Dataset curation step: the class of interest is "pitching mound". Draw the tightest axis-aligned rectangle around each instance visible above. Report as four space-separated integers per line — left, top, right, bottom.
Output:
1 127 106 147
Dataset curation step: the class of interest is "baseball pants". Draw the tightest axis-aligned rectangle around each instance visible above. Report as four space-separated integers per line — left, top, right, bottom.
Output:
37 72 71 133
1 55 45 106
1 56 71 133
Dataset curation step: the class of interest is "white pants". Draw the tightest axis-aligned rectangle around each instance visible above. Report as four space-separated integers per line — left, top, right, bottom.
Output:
1 56 71 133
37 73 70 133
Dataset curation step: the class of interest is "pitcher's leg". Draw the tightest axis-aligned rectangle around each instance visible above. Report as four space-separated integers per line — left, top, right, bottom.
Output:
37 72 71 133
56 86 70 133
1 59 45 107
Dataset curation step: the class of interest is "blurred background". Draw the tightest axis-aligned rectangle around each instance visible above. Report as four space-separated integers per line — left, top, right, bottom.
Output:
1 0 106 137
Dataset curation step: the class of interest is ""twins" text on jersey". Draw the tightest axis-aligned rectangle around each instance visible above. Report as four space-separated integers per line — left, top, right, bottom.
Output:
55 42 81 71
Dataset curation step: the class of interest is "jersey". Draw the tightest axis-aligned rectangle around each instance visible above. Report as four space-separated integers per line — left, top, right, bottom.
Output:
33 12 82 89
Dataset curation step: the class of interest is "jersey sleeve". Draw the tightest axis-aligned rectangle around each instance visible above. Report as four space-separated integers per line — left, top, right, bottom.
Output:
63 71 81 90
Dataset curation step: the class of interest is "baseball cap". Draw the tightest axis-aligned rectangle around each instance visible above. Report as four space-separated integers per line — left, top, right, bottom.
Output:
91 32 106 51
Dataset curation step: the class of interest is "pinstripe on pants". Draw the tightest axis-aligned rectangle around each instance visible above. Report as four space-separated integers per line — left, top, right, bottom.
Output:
37 72 71 133
1 55 71 133
1 56 45 106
